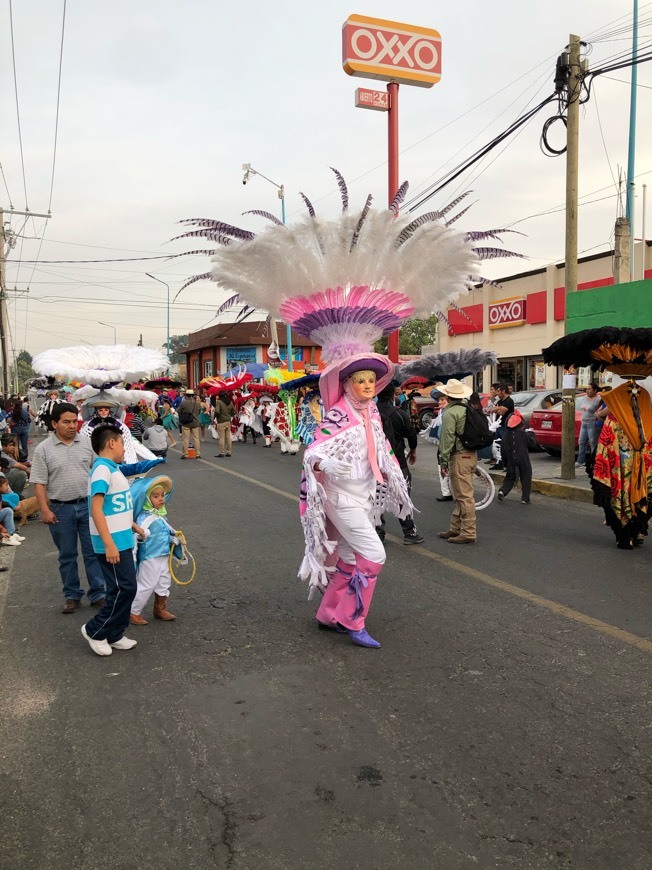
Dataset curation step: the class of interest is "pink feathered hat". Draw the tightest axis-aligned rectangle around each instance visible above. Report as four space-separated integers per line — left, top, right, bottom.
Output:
319 353 395 412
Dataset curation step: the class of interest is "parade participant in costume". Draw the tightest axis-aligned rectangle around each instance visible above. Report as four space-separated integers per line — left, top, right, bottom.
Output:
80 395 158 465
160 397 179 448
174 170 520 646
267 398 299 455
497 410 533 505
130 476 179 624
296 389 323 446
543 327 652 550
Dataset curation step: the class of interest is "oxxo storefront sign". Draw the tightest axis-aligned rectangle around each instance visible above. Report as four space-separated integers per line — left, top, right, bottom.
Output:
488 297 527 329
342 14 442 87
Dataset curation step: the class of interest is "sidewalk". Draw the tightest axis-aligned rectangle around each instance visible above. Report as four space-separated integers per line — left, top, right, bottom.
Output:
487 452 594 503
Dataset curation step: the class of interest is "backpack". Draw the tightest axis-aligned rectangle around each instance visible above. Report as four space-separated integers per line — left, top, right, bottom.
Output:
460 402 494 451
178 407 194 425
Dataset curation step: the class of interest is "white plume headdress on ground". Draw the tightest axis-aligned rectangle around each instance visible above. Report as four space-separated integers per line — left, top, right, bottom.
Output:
173 170 523 363
33 344 169 387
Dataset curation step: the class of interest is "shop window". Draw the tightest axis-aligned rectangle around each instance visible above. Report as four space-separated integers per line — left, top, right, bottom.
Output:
192 360 200 387
204 360 213 377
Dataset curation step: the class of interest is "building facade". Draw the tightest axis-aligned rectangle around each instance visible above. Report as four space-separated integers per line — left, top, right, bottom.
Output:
438 243 652 392
183 320 322 388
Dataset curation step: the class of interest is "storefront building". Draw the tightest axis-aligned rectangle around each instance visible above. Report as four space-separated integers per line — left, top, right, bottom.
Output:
183 320 322 389
438 244 652 392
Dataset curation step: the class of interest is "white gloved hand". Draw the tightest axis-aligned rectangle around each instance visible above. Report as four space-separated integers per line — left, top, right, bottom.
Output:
171 536 180 546
318 457 352 478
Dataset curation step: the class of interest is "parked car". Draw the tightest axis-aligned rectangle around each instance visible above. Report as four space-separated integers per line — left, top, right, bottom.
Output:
508 389 563 427
529 393 587 455
413 391 490 430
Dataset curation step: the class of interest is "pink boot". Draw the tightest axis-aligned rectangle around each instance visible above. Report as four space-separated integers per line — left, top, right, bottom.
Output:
333 555 384 632
316 559 352 629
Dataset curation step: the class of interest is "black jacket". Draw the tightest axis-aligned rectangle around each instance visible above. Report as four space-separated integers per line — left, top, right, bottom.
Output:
501 425 531 472
377 400 417 469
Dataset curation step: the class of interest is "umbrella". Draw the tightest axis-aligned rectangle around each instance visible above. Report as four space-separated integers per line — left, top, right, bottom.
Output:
396 349 497 385
282 373 321 391
143 377 183 391
543 327 652 378
226 363 267 380
33 345 169 387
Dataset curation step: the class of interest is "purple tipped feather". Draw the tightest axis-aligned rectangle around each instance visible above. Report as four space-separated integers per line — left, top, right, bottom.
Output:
215 294 241 317
472 247 525 261
394 211 445 247
243 210 284 226
178 219 255 241
444 203 474 226
170 229 235 245
173 272 213 301
349 194 373 252
439 191 473 217
329 167 349 212
299 192 316 218
465 229 524 242
166 249 217 259
388 180 409 215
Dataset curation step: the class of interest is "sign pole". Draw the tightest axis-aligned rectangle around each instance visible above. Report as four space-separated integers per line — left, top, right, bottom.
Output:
387 80 400 363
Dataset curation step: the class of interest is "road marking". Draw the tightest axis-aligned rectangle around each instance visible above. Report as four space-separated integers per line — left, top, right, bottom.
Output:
195 455 652 655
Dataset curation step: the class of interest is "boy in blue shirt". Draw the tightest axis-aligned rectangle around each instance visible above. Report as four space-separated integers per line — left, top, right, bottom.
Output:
82 423 145 657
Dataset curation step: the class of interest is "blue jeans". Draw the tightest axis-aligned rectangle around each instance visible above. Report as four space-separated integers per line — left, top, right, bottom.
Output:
48 501 106 602
84 549 137 643
12 426 30 460
0 506 16 535
577 420 598 463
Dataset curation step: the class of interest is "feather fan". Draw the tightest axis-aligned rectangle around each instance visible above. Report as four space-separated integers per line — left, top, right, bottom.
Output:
173 172 524 360
396 350 498 384
33 345 169 387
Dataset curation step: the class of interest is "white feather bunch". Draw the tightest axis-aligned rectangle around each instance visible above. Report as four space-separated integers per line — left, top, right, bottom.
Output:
209 209 481 318
71 386 160 410
33 345 169 386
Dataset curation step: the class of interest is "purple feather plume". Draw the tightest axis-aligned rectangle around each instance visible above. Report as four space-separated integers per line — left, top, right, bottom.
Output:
445 203 474 226
178 219 255 241
329 167 349 212
472 247 525 261
299 192 316 218
465 229 524 242
349 194 373 252
242 210 284 227
215 294 241 317
170 229 235 245
388 181 409 215
173 272 213 301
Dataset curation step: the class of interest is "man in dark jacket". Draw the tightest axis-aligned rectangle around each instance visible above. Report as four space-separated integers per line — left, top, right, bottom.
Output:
178 389 201 459
375 385 424 545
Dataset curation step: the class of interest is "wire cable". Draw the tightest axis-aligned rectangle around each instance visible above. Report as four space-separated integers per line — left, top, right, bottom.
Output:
48 0 67 213
0 162 14 209
8 0 29 209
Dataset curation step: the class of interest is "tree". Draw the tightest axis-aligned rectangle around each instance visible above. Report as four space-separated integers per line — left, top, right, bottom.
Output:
163 334 188 365
10 349 36 392
373 315 439 356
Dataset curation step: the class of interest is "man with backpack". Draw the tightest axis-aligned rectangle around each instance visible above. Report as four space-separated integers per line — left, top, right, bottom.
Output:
436 379 492 544
177 389 201 460
375 385 424 545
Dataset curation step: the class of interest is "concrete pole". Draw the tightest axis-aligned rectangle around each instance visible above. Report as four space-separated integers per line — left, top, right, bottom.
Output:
0 210 10 395
561 34 581 481
614 217 631 284
386 81 400 364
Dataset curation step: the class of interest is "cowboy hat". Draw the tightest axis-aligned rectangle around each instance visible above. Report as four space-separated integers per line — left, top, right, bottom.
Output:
434 378 472 400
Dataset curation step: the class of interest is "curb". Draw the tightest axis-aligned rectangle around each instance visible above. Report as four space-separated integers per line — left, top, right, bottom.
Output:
488 471 594 504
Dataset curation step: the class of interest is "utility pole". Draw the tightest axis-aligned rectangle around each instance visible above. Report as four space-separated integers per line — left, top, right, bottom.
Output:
0 208 51 395
0 209 8 395
561 34 582 480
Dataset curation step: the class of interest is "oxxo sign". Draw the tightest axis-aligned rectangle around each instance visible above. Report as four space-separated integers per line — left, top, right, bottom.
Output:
342 14 442 88
488 297 527 329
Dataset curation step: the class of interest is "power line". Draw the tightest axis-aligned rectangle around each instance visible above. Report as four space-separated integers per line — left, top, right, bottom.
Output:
8 0 29 209
592 86 618 194
0 162 13 209
48 0 67 213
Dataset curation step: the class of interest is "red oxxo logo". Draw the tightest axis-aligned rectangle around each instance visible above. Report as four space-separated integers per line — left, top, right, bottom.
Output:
342 15 442 88
488 297 527 329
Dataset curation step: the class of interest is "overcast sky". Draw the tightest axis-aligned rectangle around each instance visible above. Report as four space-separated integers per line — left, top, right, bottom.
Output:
1 0 650 359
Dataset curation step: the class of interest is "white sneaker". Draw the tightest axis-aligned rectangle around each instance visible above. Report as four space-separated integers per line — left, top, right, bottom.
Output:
109 636 137 650
12 533 26 542
81 624 112 656
1 535 21 546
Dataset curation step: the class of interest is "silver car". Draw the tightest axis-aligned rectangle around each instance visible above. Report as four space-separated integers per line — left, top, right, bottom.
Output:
508 389 563 427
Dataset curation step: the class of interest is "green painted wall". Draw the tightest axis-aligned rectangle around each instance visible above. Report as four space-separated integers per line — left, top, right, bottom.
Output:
566 279 652 330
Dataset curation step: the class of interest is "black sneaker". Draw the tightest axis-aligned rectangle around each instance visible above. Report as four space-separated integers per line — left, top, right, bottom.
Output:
489 464 503 471
404 533 424 545
521 499 531 505
497 491 505 501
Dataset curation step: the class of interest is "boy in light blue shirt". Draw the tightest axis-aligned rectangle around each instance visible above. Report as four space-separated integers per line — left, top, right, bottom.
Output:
81 423 145 657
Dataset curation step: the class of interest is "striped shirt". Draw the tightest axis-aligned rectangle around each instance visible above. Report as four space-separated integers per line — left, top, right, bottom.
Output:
30 432 96 501
88 458 133 554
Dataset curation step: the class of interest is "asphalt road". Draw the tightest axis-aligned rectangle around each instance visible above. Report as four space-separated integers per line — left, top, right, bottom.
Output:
1 438 650 870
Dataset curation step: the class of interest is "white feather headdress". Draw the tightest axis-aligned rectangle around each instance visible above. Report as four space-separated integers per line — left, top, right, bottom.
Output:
174 172 523 362
33 345 169 387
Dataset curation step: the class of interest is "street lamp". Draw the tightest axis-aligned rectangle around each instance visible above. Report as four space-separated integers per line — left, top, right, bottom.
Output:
98 321 117 344
146 272 171 368
242 163 293 370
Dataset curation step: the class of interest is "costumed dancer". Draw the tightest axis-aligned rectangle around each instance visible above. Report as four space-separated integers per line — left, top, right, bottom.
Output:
296 388 323 445
79 393 158 465
543 327 652 550
130 475 179 624
267 398 299 454
592 381 652 549
173 169 520 646
497 410 533 505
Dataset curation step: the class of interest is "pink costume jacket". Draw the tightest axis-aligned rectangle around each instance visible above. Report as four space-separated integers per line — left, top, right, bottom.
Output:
298 395 413 596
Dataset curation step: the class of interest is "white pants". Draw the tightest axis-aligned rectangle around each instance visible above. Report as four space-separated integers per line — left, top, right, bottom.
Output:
132 556 172 615
435 450 451 496
324 492 386 566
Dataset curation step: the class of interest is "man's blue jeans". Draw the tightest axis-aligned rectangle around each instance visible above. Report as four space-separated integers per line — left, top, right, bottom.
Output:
48 501 105 602
577 420 598 464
